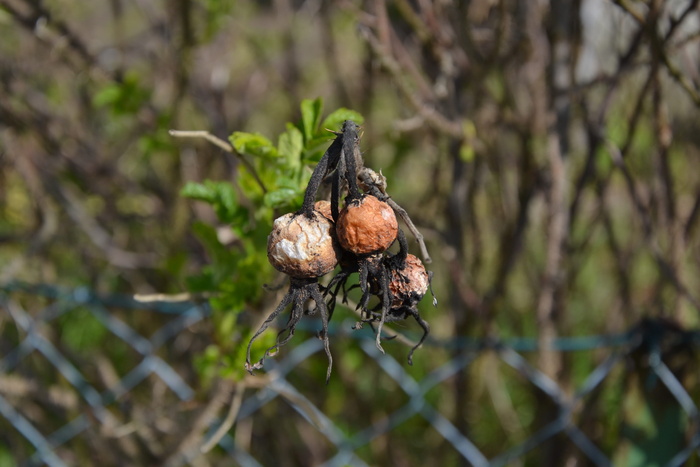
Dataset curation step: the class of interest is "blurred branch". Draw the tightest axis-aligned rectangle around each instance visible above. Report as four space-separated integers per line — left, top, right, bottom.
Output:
613 0 700 106
605 139 700 313
162 378 235 467
170 130 234 153
357 23 463 140
0 0 95 69
58 185 158 269
200 382 246 453
169 130 268 194
611 0 646 24
393 0 430 43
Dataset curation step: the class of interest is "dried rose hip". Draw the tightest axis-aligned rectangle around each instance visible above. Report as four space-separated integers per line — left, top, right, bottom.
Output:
267 211 339 279
313 200 334 223
336 195 398 255
388 254 429 308
245 118 434 379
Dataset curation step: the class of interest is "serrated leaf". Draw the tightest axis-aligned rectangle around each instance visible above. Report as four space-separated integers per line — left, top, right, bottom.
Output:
320 108 364 134
230 132 278 158
300 98 323 142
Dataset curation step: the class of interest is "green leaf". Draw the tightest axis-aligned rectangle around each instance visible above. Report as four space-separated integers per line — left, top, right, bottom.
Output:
186 270 217 293
181 182 216 202
263 187 298 208
181 181 245 225
60 307 108 352
320 108 364 134
230 132 278 158
191 222 230 261
300 98 323 142
93 85 122 108
212 182 237 218
277 124 304 165
93 72 150 115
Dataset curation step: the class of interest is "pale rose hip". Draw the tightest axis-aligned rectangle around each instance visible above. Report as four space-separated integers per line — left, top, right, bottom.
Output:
313 200 333 223
337 195 398 255
389 254 429 308
267 211 339 278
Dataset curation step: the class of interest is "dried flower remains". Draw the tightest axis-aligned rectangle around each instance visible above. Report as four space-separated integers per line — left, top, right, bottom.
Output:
246 120 435 381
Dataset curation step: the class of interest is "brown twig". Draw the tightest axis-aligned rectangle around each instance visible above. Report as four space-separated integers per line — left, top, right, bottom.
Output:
169 130 268 194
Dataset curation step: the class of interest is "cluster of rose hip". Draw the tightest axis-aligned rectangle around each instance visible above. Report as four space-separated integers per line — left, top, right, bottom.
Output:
246 121 431 381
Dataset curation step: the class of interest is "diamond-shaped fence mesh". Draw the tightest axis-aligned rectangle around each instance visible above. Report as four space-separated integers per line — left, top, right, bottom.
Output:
1 281 698 466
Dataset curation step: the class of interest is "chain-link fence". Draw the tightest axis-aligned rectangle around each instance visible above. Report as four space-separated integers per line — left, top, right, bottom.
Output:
1 281 698 466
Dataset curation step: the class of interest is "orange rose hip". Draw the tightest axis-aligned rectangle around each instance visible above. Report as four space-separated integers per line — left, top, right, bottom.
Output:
336 195 398 255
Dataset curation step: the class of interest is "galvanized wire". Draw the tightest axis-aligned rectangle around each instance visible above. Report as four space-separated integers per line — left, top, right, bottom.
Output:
0 282 698 466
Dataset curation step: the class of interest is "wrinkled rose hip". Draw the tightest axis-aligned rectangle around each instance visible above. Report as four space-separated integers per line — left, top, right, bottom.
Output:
389 254 430 308
267 211 339 278
313 200 334 223
337 195 398 255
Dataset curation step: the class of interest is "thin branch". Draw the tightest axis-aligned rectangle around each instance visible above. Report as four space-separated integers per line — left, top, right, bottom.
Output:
169 129 234 152
357 25 464 140
200 382 246 453
162 378 234 467
169 130 268 194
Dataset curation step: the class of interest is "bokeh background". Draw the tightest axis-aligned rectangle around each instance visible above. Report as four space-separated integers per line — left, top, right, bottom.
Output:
1 0 700 465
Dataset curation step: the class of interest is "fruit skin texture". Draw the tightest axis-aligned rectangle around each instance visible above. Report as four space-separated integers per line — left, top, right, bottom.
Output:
314 200 333 223
389 254 429 308
337 195 398 255
267 211 339 278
